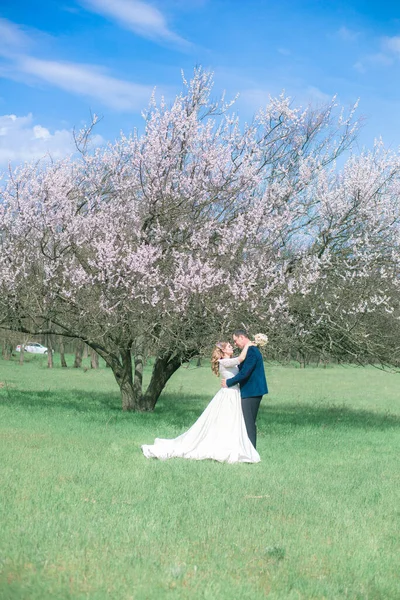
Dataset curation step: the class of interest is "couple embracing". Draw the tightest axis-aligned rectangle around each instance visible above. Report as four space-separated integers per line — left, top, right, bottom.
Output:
142 329 268 463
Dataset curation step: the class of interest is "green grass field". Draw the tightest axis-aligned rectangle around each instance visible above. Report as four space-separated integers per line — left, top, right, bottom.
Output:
0 354 399 599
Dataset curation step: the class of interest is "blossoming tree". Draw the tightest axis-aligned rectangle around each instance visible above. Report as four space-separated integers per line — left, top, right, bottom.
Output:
287 142 400 365
1 69 399 410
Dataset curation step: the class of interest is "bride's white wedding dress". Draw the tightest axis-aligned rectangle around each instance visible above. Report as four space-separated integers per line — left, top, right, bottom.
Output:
141 357 260 463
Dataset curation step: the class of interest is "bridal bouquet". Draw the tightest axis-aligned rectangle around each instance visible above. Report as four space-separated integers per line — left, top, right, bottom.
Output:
254 333 268 347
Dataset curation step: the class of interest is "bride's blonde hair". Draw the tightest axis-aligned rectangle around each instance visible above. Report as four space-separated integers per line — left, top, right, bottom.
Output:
211 342 228 376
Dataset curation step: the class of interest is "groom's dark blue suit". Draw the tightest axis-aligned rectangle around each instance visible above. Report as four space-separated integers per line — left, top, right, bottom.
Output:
226 346 268 449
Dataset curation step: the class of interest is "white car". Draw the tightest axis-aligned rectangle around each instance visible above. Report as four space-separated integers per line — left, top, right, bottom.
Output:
16 342 50 354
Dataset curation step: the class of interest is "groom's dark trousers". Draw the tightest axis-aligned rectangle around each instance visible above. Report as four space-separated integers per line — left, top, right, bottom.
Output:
241 396 262 449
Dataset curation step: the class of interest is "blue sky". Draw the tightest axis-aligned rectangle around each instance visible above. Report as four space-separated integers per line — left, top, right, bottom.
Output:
1 0 400 167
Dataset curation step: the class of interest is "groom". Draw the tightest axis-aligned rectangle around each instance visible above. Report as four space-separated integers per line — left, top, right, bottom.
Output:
222 329 268 449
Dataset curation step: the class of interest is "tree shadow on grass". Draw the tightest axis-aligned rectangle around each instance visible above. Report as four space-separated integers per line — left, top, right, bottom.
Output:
158 394 400 432
0 388 121 415
257 402 400 433
1 389 399 431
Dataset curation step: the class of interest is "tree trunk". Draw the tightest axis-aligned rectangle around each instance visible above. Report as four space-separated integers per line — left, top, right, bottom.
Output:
133 347 143 403
73 340 83 368
19 346 24 365
83 343 188 412
114 349 136 411
141 353 183 411
47 334 53 368
84 344 137 410
90 348 99 369
1 339 9 360
83 344 89 359
59 337 68 368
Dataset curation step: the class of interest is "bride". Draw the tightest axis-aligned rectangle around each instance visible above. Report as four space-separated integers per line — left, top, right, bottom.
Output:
141 341 260 463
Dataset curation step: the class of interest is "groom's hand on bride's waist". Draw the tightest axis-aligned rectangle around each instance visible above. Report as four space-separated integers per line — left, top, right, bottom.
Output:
221 379 227 388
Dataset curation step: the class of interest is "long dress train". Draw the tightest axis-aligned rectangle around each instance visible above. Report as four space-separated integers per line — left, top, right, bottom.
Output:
141 357 260 463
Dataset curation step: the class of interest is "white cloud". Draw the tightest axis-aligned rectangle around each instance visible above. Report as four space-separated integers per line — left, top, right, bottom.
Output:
0 18 30 56
354 35 400 74
33 124 52 140
383 36 400 55
304 86 332 104
0 17 156 112
239 87 271 111
337 26 360 42
353 51 394 74
354 61 366 74
17 56 154 111
368 52 394 67
79 0 189 46
0 113 103 167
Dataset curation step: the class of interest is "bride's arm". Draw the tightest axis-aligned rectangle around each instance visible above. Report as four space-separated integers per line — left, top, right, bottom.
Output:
219 342 256 368
237 341 256 363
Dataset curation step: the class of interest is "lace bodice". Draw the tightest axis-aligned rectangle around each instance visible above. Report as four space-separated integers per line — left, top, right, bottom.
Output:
219 357 240 388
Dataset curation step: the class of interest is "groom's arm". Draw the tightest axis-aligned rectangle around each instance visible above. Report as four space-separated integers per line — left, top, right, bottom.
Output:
226 348 257 387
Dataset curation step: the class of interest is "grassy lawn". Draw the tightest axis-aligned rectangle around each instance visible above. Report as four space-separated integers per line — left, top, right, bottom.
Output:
0 354 399 599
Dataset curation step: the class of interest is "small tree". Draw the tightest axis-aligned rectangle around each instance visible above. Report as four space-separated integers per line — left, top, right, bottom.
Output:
90 348 99 369
73 341 84 369
59 336 68 368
